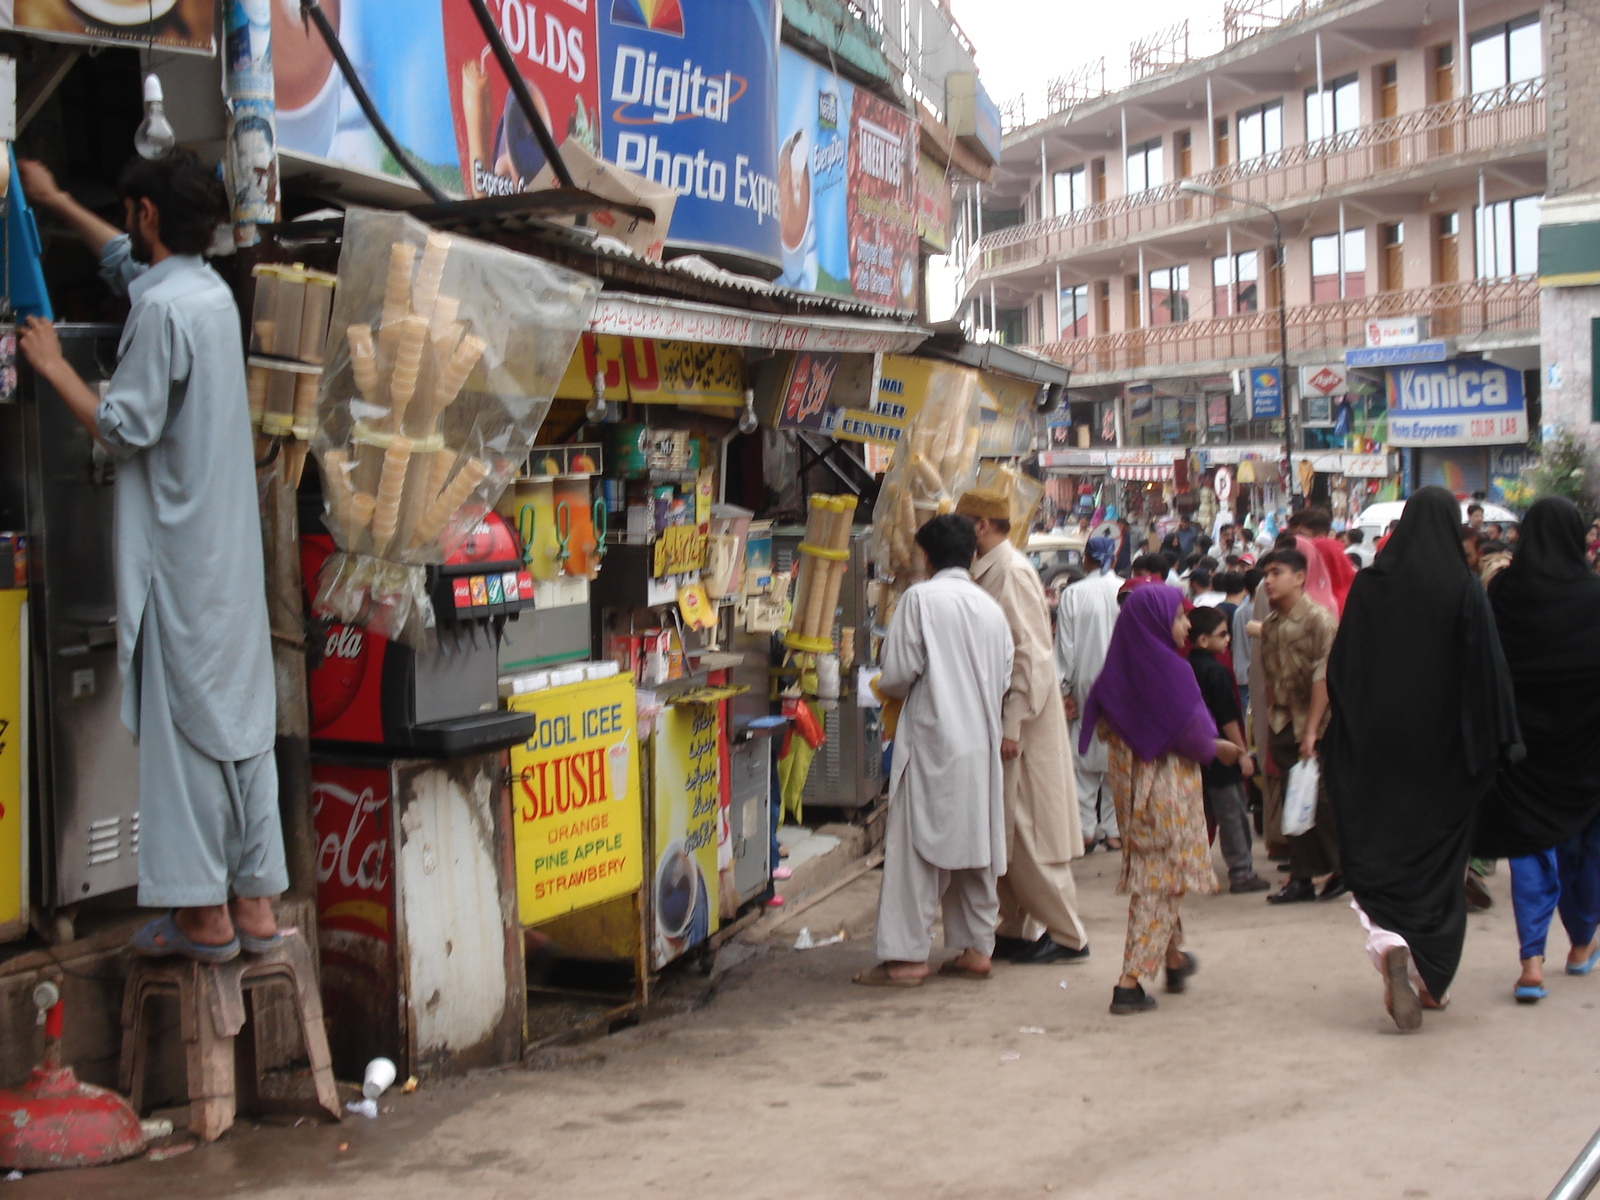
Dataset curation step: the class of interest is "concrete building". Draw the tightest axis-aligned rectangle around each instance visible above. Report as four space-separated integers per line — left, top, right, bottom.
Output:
955 0 1547 523
1538 0 1600 454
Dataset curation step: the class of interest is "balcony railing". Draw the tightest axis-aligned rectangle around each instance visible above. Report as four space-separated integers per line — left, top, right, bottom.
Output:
1037 275 1539 377
964 79 1546 292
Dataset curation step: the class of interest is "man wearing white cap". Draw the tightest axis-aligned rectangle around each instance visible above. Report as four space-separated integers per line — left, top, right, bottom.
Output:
959 489 1091 966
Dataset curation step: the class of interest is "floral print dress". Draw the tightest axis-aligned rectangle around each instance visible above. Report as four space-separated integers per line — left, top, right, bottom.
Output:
1101 721 1218 897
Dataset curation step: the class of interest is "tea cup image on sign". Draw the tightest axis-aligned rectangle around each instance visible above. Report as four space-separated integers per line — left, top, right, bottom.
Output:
655 841 706 941
607 736 631 801
778 129 817 289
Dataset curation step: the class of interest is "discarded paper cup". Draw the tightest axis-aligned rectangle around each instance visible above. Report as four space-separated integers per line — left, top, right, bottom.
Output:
363 1056 397 1100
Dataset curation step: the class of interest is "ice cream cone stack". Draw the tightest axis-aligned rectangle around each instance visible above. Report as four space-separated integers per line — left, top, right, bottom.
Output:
347 324 380 402
387 314 429 430
412 233 451 323
407 456 489 554
410 332 485 438
321 448 353 539
349 493 377 551
288 373 320 488
428 294 460 345
380 241 416 329
370 435 415 556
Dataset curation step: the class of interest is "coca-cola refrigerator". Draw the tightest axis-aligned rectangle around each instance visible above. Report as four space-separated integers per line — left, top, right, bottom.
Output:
0 325 143 917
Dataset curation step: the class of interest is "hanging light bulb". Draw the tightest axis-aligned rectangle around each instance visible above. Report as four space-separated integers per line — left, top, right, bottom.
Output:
135 74 176 160
738 388 758 434
585 369 608 424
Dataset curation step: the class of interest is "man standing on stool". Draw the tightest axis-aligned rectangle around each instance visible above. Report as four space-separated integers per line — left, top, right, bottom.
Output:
19 153 283 962
960 490 1092 965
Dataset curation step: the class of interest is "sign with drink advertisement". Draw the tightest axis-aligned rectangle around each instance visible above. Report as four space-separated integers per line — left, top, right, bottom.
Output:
8 0 215 53
1384 361 1528 447
776 46 920 309
0 590 25 939
444 0 603 197
554 333 745 405
651 701 720 967
599 0 781 269
508 675 642 926
775 350 840 432
311 762 399 1073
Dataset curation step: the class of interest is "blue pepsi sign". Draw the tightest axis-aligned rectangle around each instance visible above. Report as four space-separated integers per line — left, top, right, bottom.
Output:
601 0 782 272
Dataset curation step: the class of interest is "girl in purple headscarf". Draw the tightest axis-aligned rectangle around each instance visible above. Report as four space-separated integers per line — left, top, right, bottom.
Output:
1081 585 1241 1015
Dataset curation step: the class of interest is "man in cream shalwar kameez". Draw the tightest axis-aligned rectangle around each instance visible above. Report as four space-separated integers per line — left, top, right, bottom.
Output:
961 491 1091 964
858 515 1013 986
1056 536 1124 850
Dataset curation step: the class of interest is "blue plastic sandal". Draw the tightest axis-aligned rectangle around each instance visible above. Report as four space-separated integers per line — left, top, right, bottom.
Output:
238 929 284 955
131 912 241 963
1514 983 1547 1003
1567 944 1600 976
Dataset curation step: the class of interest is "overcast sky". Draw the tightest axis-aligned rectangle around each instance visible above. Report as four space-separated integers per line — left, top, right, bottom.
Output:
948 0 1226 115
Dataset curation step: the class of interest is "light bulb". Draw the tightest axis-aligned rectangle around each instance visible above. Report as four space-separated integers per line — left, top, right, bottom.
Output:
135 75 176 160
585 369 607 423
738 388 758 434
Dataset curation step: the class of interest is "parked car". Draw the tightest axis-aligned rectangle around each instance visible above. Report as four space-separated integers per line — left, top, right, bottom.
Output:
1351 499 1518 565
1025 530 1088 605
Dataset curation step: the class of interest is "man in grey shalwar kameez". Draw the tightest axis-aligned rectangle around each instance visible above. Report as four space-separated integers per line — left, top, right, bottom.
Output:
19 154 282 962
855 515 1013 987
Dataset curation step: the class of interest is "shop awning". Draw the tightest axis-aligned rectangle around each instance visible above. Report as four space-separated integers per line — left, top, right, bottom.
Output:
590 292 930 354
1113 463 1175 482
1105 449 1186 483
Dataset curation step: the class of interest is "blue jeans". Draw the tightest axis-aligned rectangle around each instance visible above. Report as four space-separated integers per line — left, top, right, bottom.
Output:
1509 815 1600 961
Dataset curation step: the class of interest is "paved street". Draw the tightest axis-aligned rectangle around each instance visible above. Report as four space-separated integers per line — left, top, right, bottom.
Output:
16 848 1597 1200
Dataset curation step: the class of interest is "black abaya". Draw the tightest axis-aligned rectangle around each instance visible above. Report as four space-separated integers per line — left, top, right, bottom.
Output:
1322 487 1521 999
1473 497 1600 858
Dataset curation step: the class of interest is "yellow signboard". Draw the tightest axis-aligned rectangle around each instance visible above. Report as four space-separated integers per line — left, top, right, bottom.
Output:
0 591 26 938
827 354 944 445
653 523 709 577
651 702 721 968
556 334 745 406
508 675 643 927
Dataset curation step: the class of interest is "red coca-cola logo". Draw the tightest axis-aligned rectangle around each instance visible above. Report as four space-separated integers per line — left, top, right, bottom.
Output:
310 623 368 732
311 766 394 944
325 627 364 659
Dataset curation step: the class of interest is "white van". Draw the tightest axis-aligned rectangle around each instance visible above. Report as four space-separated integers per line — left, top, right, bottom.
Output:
1351 500 1519 565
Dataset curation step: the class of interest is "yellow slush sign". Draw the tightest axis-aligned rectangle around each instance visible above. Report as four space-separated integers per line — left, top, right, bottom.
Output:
0 591 24 936
508 675 643 927
556 334 745 406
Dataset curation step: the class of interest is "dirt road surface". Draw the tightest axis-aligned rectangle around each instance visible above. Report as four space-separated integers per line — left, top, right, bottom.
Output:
12 849 1595 1200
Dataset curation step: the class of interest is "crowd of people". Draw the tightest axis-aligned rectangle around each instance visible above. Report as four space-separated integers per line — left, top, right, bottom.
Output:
858 484 1600 1033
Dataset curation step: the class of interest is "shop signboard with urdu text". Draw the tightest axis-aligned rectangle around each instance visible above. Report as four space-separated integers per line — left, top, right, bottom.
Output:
776 46 920 309
509 675 642 927
651 702 720 968
555 333 745 405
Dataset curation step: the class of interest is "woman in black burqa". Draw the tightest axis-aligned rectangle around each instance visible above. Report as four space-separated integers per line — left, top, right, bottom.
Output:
1473 498 1600 999
1322 487 1521 1032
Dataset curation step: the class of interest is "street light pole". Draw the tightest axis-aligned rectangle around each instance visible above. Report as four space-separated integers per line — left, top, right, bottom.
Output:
1180 181 1297 510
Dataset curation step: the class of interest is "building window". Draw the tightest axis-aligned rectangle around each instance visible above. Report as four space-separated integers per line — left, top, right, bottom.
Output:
1475 195 1542 277
1470 13 1541 95
1211 251 1259 316
1125 137 1163 195
1304 73 1360 145
1311 230 1366 302
1381 222 1405 291
1236 101 1283 163
1174 129 1193 179
1148 265 1189 326
1213 116 1230 166
1053 165 1087 216
1058 283 1090 339
1434 212 1460 282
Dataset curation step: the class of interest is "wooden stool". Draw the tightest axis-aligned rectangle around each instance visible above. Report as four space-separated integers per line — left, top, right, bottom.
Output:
119 930 342 1141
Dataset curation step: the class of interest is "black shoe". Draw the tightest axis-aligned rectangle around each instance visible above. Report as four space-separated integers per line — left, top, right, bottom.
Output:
992 934 1033 959
1013 934 1091 965
1109 983 1157 1015
1267 879 1317 904
1164 951 1199 994
1318 874 1350 901
1464 873 1493 911
1230 875 1272 894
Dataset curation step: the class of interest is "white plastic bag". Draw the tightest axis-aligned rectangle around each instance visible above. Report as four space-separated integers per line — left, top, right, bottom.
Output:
1283 757 1320 838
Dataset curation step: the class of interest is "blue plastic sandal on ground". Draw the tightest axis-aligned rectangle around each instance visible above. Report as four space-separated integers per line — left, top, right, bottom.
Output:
1566 944 1600 976
131 911 241 963
1515 983 1548 1003
238 929 284 955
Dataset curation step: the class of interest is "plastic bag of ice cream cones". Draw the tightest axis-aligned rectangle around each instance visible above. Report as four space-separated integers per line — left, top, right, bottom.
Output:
309 206 598 646
867 364 983 591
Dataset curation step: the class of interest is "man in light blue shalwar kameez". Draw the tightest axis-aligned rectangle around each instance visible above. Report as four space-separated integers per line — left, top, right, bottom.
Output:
19 153 283 962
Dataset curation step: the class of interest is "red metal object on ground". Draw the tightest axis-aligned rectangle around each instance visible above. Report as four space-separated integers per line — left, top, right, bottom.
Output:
0 986 146 1171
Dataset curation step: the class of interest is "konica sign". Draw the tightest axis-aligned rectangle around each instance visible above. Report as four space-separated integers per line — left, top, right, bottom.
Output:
601 0 782 271
1384 361 1528 447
